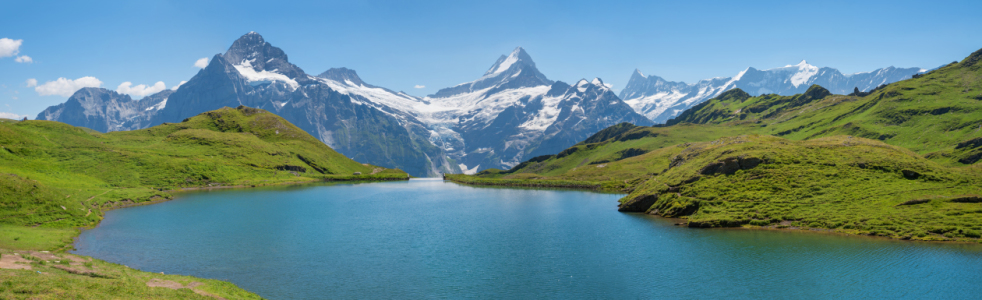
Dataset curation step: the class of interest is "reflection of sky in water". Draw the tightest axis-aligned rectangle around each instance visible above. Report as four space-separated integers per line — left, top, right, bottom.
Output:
75 180 982 299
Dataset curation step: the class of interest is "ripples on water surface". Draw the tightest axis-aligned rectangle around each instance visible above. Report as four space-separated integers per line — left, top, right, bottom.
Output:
74 180 982 299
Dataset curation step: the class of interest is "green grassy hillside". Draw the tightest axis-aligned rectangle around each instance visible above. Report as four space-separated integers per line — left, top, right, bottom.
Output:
0 106 407 299
450 48 982 241
1 106 406 234
668 48 982 165
619 135 982 241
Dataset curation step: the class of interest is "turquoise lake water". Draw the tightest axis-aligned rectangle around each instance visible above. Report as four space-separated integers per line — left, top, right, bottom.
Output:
73 179 982 299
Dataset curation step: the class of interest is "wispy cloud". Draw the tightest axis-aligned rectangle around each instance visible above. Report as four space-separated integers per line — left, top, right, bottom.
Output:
172 80 188 90
35 77 103 97
25 78 37 87
414 85 425 89
14 55 32 63
194 57 209 68
0 38 22 58
117 81 167 98
0 112 28 120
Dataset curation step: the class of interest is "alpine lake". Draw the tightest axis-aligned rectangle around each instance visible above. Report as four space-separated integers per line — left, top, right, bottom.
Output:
73 179 982 299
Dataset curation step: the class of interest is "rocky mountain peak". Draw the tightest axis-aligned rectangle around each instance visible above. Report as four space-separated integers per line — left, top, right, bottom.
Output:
224 32 273 63
429 47 553 98
483 47 537 76
318 67 366 86
630 69 647 81
222 32 304 79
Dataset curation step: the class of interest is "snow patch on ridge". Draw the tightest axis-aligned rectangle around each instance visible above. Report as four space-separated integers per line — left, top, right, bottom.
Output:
458 163 480 175
418 85 550 125
314 76 422 115
146 98 168 111
233 59 299 91
490 49 521 75
624 90 687 120
520 95 564 131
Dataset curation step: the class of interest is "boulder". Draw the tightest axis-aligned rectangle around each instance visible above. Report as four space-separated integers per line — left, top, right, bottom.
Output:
618 194 658 212
700 156 763 175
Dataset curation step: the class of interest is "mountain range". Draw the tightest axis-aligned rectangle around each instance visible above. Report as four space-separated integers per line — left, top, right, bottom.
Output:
34 32 924 176
36 32 650 177
620 61 926 123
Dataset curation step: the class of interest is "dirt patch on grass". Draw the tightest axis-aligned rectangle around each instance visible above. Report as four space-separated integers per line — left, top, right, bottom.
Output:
147 278 187 289
28 251 59 261
0 253 31 270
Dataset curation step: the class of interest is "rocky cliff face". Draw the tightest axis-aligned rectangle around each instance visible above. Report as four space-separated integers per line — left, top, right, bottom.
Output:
147 32 448 177
36 88 172 132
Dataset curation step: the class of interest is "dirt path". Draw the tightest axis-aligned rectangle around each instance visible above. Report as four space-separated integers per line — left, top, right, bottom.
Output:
0 253 31 270
87 189 112 201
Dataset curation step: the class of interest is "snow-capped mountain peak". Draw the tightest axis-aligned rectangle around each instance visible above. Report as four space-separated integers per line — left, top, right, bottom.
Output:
430 47 552 98
484 47 529 76
785 60 812 68
791 63 819 87
221 32 306 91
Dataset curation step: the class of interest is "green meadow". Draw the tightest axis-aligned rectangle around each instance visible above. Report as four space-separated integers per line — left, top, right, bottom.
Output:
0 106 408 299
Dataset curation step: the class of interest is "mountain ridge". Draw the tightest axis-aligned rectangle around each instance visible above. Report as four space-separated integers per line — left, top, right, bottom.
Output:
621 61 926 123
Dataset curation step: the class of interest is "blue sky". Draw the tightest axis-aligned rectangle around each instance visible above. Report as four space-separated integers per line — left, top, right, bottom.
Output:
2 0 980 119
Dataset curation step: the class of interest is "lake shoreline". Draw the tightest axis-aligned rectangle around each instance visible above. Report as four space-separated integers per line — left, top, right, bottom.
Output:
1 176 410 299
445 176 982 245
100 176 411 213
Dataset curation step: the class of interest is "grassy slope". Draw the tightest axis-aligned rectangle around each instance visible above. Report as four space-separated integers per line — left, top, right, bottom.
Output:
0 249 262 299
452 48 982 241
667 48 982 165
0 106 408 299
621 135 982 241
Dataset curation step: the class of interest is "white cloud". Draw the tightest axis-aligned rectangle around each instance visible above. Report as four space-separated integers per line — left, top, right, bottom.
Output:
414 85 425 89
14 55 32 63
194 57 209 68
35 76 103 97
0 112 28 120
117 81 166 98
172 80 188 90
0 38 22 58
25 78 37 87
